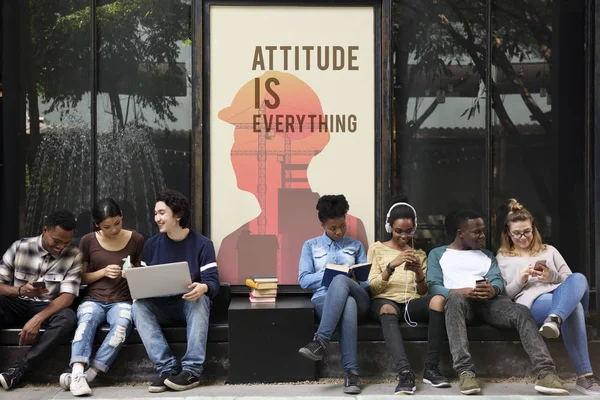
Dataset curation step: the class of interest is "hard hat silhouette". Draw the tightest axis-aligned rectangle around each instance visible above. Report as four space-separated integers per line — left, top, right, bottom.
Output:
218 71 327 141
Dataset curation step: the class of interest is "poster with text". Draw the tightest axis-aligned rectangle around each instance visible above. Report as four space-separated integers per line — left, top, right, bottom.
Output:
210 5 375 285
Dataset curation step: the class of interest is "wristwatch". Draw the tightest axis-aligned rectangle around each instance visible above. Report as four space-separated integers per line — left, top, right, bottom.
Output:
386 263 395 275
493 286 501 296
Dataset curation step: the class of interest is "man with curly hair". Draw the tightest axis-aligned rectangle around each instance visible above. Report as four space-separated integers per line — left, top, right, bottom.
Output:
132 190 220 393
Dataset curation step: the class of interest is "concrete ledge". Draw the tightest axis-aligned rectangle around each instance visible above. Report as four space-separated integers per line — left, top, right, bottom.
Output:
0 343 229 383
318 340 600 380
2 340 599 383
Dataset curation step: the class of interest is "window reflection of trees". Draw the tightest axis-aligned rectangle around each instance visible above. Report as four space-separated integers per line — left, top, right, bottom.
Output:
24 0 191 238
392 0 554 249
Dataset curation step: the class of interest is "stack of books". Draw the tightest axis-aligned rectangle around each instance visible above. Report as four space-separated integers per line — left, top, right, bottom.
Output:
245 275 278 303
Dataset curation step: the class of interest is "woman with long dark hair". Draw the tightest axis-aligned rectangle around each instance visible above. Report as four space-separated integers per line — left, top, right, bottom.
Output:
60 198 144 396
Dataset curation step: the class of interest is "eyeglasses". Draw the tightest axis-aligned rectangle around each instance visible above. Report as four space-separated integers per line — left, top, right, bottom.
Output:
394 228 416 236
509 230 533 239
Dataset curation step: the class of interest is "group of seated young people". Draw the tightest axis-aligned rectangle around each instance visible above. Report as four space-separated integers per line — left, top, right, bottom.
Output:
0 191 597 397
0 189 219 396
298 194 599 396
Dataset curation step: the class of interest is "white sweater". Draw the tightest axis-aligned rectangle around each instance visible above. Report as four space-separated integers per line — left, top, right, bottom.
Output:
496 245 571 309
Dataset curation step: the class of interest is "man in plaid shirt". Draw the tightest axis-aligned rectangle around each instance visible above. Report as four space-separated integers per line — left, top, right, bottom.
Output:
0 210 83 390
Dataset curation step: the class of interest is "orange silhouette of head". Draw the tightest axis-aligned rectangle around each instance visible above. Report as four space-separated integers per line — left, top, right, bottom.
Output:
218 71 330 195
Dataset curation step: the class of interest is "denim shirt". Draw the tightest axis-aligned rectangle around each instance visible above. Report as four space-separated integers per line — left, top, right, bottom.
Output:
298 232 368 300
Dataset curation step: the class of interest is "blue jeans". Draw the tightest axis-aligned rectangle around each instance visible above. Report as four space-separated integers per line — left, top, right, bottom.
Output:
70 298 133 372
530 273 591 376
131 295 211 377
312 275 370 373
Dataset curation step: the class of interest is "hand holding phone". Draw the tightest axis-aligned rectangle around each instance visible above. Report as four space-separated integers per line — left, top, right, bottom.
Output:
32 280 46 289
473 278 494 299
21 280 48 297
532 260 551 283
533 260 546 272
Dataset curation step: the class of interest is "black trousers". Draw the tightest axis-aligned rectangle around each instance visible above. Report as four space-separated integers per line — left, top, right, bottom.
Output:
371 295 446 372
0 296 76 371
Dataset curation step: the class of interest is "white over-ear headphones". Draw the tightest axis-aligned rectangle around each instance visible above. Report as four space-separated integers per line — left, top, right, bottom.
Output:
385 202 418 233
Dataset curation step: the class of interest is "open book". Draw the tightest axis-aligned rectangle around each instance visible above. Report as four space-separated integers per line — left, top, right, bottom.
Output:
321 263 372 287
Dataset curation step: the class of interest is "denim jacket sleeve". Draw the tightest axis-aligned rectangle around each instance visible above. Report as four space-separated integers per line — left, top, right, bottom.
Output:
355 242 370 290
298 241 325 290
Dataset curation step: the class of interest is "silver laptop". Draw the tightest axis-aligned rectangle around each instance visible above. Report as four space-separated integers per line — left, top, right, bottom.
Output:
126 261 192 300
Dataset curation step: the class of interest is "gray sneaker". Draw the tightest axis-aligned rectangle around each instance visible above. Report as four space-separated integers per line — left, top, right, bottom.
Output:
576 375 600 396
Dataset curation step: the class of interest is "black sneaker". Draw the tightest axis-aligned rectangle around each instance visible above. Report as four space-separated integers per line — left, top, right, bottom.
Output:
0 365 25 390
148 371 174 393
343 371 361 394
164 370 200 391
298 337 326 361
395 370 416 395
423 364 451 388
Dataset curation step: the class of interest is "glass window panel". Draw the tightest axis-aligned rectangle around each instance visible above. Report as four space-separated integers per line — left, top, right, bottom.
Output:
25 0 92 242
491 0 588 276
96 0 192 238
392 0 488 251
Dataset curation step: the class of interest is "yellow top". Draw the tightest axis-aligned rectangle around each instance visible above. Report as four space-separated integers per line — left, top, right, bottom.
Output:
367 241 427 303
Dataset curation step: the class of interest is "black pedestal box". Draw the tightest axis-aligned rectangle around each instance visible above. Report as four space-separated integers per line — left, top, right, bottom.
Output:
227 297 316 383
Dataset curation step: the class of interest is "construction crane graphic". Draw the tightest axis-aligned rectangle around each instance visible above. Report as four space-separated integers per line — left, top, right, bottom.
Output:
229 101 321 234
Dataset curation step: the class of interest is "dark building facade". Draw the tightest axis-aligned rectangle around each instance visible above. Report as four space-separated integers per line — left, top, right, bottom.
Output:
1 0 599 330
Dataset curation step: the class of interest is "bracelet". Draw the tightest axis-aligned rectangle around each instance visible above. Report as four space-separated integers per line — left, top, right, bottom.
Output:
415 277 425 284
385 263 395 275
18 285 23 297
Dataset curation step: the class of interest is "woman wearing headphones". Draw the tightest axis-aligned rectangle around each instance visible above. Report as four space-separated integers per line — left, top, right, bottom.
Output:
367 198 449 395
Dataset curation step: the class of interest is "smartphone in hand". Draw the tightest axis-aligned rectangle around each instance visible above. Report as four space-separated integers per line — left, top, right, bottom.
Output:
533 260 546 272
475 277 487 285
32 280 46 289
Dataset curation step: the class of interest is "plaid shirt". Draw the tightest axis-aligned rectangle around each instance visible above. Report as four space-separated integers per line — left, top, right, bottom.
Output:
0 235 83 301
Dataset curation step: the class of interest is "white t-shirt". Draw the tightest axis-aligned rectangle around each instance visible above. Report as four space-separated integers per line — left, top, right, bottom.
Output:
439 248 492 289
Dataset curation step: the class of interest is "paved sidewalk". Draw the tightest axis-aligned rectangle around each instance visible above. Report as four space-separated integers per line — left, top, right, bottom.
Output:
0 381 588 400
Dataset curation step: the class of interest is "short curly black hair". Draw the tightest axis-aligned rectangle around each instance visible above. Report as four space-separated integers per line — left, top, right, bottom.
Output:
316 195 349 223
45 209 77 231
157 189 191 228
454 209 483 231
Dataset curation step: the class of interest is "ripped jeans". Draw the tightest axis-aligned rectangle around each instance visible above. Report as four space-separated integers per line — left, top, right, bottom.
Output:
69 298 133 372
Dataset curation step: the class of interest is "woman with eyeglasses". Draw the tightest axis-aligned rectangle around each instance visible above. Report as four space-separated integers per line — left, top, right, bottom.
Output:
367 198 449 395
497 199 599 396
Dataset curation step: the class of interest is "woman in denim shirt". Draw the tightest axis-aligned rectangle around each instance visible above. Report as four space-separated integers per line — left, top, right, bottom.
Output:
298 195 370 394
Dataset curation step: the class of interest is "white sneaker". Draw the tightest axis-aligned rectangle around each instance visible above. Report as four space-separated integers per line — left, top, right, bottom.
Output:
59 373 72 390
539 316 561 339
70 373 91 397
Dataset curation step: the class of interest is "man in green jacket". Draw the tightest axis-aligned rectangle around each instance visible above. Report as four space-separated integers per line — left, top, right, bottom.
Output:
427 210 567 396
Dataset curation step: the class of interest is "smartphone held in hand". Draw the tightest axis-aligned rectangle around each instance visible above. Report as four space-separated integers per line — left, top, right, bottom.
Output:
533 260 546 272
32 280 46 289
